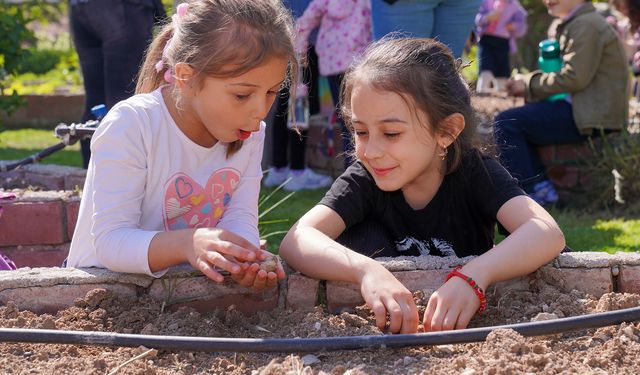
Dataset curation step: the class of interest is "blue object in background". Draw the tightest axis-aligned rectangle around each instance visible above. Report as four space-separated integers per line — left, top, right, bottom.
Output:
90 104 107 121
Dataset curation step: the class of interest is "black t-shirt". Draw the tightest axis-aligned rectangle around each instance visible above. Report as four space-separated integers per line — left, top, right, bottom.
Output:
320 151 525 258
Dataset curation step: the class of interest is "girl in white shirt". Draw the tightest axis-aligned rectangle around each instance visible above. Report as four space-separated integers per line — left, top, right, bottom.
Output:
68 0 297 290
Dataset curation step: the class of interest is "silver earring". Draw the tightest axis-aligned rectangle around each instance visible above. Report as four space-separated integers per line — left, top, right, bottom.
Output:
439 146 448 160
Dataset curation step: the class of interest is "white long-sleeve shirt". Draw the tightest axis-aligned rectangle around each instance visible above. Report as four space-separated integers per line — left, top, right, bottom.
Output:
67 88 264 276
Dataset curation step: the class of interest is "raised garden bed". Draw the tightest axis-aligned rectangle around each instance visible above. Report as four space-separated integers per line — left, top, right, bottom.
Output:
0 252 639 374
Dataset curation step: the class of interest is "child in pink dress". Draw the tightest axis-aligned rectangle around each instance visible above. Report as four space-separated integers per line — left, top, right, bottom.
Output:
295 0 371 164
475 0 527 93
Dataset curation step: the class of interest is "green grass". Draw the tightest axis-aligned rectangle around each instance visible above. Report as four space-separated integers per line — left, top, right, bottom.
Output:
2 128 638 254
494 207 639 254
258 186 327 253
551 209 640 254
0 128 82 167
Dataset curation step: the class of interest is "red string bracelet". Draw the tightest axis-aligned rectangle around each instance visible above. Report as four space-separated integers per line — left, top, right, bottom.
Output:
445 266 487 313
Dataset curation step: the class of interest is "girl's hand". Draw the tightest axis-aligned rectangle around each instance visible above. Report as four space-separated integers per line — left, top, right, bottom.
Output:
188 228 266 283
422 276 483 331
506 75 526 97
359 266 419 334
230 251 286 291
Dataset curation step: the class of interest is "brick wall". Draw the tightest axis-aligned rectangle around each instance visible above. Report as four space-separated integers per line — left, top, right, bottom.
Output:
0 191 80 267
1 252 639 315
0 164 86 267
0 94 85 130
537 142 593 193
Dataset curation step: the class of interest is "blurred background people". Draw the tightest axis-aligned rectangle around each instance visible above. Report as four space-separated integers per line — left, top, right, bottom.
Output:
370 0 482 57
70 0 165 168
294 0 371 167
493 0 628 206
263 0 333 191
474 0 527 93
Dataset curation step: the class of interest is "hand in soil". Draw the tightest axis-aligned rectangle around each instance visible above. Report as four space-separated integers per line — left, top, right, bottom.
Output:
230 252 285 291
359 266 420 334
423 276 481 331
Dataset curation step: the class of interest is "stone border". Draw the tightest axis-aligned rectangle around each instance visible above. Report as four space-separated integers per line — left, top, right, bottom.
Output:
1 252 639 315
1 164 86 191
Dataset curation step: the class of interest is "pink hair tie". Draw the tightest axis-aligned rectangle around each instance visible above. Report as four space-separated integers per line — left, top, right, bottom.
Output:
176 2 189 17
156 2 189 83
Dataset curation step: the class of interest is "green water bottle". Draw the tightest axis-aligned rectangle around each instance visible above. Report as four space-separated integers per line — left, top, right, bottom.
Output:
538 39 568 101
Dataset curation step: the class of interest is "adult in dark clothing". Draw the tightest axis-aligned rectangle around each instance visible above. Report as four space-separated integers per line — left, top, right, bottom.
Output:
70 0 166 168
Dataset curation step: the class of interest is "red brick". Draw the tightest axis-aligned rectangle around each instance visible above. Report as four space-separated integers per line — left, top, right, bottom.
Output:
0 200 65 246
27 94 84 124
326 281 361 312
536 266 612 297
538 145 556 163
0 243 69 268
618 265 640 294
286 274 319 310
148 276 279 315
65 200 80 240
0 283 137 314
489 276 530 298
23 172 65 190
0 94 84 129
326 270 449 312
548 165 580 189
554 143 592 161
173 293 278 315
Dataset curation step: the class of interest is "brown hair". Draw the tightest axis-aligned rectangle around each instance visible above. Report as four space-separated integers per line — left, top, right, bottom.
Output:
136 0 298 157
341 37 481 174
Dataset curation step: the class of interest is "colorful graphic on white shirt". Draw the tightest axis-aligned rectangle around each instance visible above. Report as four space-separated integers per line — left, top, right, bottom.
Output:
163 168 240 231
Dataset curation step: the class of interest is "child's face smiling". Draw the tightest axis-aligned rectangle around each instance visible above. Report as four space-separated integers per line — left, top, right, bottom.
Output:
350 82 448 208
544 0 584 18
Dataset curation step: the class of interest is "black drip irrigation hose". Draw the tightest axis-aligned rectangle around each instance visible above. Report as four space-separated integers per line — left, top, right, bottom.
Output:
0 142 66 172
0 120 99 173
1 306 640 353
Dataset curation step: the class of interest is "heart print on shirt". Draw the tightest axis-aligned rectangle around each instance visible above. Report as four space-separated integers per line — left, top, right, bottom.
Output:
163 168 240 231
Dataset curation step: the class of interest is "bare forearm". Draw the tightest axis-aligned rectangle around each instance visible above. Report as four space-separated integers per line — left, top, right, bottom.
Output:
147 229 193 272
463 217 565 289
280 225 381 284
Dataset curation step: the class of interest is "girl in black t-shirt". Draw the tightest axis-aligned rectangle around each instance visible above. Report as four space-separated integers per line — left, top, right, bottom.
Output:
280 38 565 334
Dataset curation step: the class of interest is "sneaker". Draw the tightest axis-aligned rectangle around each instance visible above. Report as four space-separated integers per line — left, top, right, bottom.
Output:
263 167 290 188
530 180 559 206
283 168 333 191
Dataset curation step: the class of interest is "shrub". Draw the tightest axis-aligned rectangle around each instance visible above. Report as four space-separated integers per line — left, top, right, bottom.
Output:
579 130 640 213
1 3 68 120
17 48 61 75
0 7 33 119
